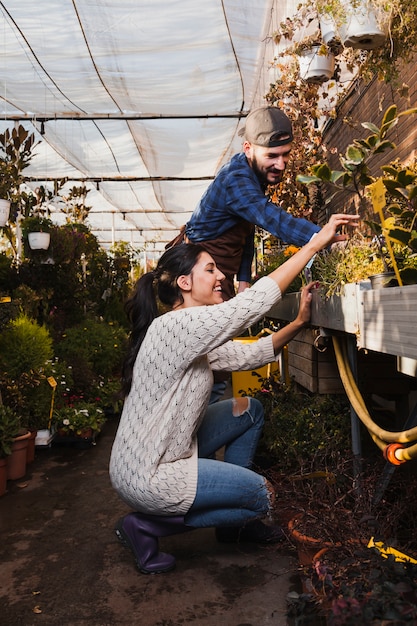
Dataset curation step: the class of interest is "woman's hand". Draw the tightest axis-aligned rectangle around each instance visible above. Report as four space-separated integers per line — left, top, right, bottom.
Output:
295 282 318 326
271 282 319 355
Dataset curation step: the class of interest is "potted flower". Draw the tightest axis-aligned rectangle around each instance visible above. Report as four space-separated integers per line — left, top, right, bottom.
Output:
54 402 105 447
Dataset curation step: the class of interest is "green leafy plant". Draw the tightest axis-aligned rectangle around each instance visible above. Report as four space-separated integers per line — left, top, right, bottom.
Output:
298 105 417 285
0 314 53 378
249 373 351 473
54 316 127 397
0 125 37 203
0 404 21 457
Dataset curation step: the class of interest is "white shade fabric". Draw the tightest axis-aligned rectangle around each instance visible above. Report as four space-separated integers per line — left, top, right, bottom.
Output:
0 0 285 251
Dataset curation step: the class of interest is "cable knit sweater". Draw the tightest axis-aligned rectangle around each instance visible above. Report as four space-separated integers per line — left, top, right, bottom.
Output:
109 276 281 514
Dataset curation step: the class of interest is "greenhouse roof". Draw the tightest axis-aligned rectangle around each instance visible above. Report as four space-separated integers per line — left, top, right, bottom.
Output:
0 0 286 253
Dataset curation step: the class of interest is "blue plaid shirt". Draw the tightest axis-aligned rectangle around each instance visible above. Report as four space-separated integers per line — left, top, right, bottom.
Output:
185 153 320 282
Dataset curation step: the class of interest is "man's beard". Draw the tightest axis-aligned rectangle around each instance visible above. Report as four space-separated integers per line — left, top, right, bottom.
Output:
250 155 283 188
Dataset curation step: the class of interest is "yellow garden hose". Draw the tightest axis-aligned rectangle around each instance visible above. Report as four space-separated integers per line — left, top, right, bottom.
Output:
332 336 417 465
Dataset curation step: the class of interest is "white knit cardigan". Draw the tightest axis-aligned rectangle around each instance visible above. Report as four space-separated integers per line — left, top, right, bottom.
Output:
109 276 281 514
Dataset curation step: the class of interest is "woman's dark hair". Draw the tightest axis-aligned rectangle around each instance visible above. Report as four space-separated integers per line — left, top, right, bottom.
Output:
121 243 206 396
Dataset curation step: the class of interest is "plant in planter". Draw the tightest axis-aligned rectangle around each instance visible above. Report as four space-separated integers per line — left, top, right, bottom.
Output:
272 0 417 87
20 214 54 254
54 402 105 441
0 404 21 459
0 403 22 495
298 104 417 287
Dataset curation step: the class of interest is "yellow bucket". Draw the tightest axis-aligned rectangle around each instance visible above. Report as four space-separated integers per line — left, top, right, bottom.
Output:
231 333 279 396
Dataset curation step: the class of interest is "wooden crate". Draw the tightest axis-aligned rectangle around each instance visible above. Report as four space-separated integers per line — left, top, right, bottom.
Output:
287 328 344 394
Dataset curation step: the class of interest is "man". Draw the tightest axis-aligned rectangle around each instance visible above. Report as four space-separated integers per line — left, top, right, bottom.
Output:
183 105 322 300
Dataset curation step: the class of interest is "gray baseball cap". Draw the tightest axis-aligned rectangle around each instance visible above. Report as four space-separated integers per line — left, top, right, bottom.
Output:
239 106 293 147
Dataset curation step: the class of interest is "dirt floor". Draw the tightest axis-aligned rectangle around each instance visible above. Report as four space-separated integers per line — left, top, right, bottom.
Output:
0 415 301 626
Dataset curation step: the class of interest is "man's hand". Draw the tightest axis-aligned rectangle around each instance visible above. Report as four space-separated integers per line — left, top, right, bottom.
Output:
237 281 251 293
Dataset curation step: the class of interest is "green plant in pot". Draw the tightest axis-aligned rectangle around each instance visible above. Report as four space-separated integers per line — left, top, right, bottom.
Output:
0 314 55 432
298 104 417 286
0 404 21 458
20 214 54 255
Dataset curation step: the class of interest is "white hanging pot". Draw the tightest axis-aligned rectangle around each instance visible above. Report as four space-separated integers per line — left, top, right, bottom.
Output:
299 46 335 84
0 199 11 227
28 231 51 250
320 14 338 47
339 1 388 49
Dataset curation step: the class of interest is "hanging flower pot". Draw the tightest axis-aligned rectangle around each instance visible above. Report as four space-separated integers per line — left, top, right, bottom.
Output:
0 199 11 227
28 231 51 250
339 0 388 50
298 45 335 84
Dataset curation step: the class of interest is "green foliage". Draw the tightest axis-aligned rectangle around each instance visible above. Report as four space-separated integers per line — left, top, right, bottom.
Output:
0 315 53 378
298 105 417 286
0 404 21 457
54 317 127 397
311 234 386 296
250 373 351 473
0 125 37 202
20 215 53 237
255 242 303 292
297 105 413 206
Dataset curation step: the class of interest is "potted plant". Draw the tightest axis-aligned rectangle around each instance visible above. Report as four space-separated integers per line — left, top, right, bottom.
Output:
54 402 105 447
0 404 21 495
20 214 54 251
298 104 417 287
273 0 417 88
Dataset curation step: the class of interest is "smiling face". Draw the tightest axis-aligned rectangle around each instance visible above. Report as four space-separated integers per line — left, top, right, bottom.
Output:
243 141 292 187
176 251 225 308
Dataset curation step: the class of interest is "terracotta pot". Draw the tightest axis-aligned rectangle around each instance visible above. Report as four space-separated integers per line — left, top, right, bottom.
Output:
0 457 7 496
6 430 31 481
288 513 335 566
26 429 37 464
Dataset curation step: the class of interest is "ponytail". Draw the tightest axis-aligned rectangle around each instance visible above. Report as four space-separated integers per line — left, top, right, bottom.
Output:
121 243 205 396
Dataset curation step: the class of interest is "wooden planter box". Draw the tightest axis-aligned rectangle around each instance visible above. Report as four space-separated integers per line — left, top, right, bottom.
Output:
269 282 417 359
268 282 417 395
286 327 344 394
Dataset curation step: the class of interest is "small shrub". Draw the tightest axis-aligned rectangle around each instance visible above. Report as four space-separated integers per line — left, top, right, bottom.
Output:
0 314 53 377
250 373 352 473
54 317 127 396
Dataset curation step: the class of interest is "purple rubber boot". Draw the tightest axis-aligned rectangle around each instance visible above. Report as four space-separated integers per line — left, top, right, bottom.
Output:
114 512 191 574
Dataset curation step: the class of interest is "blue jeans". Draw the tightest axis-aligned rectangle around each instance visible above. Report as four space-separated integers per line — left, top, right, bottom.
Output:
185 397 271 528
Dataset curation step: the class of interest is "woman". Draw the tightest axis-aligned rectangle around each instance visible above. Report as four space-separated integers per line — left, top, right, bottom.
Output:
110 213 358 574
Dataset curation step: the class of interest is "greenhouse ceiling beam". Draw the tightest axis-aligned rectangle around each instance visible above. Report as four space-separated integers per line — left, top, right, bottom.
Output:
2 113 247 122
25 176 215 182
